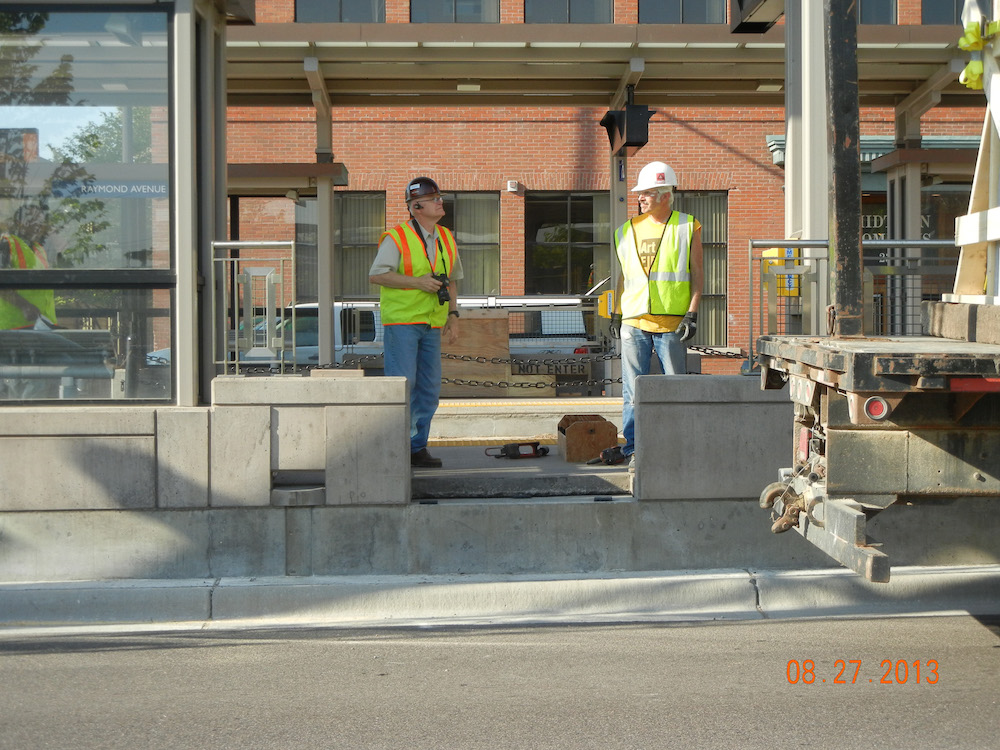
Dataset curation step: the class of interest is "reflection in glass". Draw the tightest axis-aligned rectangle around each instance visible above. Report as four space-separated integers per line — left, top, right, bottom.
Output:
411 0 500 22
525 0 612 23
1 9 172 401
441 193 500 295
0 286 172 401
1 10 169 272
525 193 609 295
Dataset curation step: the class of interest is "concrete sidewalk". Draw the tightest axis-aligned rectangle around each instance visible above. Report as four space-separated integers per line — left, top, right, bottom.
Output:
2 565 998 634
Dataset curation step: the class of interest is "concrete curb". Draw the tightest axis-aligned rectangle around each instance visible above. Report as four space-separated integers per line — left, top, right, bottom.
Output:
1 565 998 633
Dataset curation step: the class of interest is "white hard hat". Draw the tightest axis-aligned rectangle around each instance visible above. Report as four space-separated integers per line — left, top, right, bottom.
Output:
631 162 678 192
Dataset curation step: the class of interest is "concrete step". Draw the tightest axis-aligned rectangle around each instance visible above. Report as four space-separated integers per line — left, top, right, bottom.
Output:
411 444 630 500
271 444 631 504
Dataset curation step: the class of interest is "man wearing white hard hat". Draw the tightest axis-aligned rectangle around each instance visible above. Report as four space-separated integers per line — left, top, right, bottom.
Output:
604 161 703 467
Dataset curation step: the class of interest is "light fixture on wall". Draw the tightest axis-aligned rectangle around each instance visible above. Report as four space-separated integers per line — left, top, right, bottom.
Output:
285 189 299 201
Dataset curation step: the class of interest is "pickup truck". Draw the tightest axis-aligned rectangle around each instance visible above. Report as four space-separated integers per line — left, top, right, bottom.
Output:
146 297 602 370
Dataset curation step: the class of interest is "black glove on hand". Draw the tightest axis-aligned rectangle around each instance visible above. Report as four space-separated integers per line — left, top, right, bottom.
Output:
609 313 622 339
676 312 697 342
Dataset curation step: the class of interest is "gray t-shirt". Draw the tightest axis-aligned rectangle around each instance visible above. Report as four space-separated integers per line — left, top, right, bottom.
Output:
369 220 464 280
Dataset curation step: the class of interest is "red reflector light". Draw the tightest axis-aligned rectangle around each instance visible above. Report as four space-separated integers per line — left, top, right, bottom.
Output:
864 396 890 421
574 347 588 354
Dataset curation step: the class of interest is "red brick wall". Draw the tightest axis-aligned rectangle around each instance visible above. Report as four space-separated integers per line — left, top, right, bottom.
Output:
615 0 638 24
386 0 408 23
500 0 524 23
258 0 292 23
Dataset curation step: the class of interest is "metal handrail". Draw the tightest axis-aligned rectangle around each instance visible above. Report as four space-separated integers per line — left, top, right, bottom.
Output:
746 238 960 370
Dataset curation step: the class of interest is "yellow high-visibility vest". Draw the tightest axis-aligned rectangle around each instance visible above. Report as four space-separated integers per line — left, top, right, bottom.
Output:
614 212 693 318
378 222 457 327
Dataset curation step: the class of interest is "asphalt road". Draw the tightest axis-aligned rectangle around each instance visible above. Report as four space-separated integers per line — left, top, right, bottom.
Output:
1 615 998 750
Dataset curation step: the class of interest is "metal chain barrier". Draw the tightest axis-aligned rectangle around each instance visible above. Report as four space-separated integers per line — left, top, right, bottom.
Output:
229 346 745 385
685 344 746 360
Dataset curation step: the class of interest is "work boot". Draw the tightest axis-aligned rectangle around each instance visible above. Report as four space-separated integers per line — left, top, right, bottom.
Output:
410 448 443 468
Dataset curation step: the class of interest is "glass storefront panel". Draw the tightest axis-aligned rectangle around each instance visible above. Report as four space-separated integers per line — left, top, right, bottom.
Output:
1 8 172 402
0 286 172 400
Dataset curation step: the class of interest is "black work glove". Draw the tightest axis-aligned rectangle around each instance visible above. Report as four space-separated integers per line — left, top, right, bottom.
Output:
676 312 697 342
609 313 622 339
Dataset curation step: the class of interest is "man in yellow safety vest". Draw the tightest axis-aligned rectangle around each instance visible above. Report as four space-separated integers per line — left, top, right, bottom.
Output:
369 177 463 469
0 232 57 329
606 161 703 467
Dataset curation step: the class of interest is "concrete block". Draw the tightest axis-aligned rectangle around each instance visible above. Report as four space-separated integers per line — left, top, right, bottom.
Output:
0 407 155 436
633 500 833 571
325 405 409 505
923 301 1000 345
633 375 793 500
212 374 406 406
272 486 325 507
0 506 285 586
156 408 209 508
210 405 271 507
0 510 211 581
406 500 637 575
206 508 286 577
285 507 314 575
271 406 326 471
309 506 409 574
0 436 156 511
309 369 365 378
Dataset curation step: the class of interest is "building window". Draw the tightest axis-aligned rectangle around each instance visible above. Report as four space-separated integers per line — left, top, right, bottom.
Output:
330 193 386 298
524 0 612 23
639 0 726 24
672 191 728 347
525 193 611 295
922 0 970 25
858 0 895 24
412 0 499 23
296 1 385 23
440 193 500 295
1 8 173 401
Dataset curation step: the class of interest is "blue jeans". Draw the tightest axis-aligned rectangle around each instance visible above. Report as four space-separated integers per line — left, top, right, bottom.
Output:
620 324 687 457
383 323 442 454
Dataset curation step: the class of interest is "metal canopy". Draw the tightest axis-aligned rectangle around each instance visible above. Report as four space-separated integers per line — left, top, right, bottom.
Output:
226 22 975 109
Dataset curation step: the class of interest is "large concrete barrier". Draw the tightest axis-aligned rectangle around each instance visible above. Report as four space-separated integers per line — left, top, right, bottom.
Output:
634 375 793 500
2 374 998 589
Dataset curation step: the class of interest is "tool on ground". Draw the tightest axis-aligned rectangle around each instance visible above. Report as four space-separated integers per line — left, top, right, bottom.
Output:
587 445 626 465
485 442 550 459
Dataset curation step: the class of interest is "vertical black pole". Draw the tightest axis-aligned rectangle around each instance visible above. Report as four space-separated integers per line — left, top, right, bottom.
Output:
824 0 864 337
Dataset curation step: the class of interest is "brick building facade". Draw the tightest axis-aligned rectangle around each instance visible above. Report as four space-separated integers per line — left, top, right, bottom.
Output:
226 0 982 374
